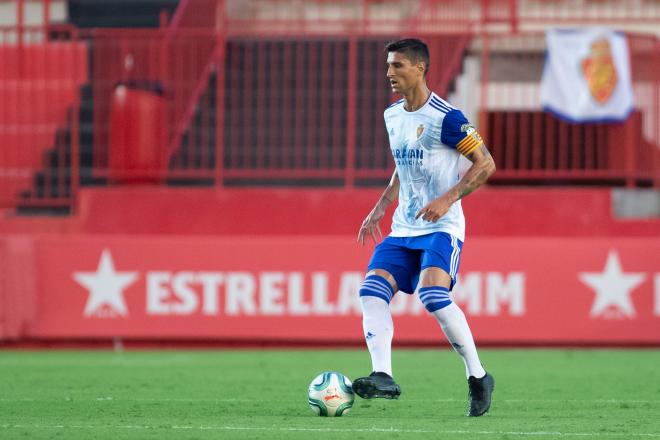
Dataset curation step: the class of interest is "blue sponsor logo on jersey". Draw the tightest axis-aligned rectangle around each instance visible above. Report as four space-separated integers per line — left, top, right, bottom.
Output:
393 147 424 166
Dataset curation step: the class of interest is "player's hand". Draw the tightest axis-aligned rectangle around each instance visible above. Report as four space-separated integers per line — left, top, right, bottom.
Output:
357 205 385 245
415 195 452 223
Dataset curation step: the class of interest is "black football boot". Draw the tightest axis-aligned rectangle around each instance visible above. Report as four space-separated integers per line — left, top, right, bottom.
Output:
352 371 401 399
467 372 495 416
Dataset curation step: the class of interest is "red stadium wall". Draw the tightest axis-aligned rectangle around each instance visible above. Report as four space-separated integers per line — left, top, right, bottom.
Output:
0 234 658 344
70 187 658 237
1 187 657 237
1 187 659 345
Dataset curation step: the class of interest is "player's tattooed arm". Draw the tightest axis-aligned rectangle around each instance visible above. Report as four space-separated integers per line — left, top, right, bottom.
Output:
416 144 495 223
358 171 399 244
454 144 496 201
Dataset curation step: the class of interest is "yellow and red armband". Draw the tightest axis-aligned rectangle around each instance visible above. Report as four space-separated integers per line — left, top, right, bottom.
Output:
456 128 484 157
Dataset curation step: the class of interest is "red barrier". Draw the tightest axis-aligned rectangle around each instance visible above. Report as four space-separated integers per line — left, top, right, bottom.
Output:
1 234 658 344
71 187 660 237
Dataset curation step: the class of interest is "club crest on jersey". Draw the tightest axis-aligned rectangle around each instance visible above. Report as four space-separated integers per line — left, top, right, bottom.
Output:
416 124 424 139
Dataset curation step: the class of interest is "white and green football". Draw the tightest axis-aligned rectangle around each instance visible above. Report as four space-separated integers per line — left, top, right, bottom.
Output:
307 371 355 417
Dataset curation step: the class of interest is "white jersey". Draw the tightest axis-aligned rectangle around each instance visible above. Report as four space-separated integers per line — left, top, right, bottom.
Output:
384 92 484 241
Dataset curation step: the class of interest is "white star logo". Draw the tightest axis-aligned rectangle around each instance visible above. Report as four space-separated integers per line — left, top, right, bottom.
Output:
73 249 139 318
579 250 646 319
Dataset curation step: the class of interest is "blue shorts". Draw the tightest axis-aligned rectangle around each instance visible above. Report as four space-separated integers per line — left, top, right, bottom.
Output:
367 232 463 294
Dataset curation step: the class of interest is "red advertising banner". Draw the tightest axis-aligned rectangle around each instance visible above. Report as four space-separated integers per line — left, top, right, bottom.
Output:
2 235 659 344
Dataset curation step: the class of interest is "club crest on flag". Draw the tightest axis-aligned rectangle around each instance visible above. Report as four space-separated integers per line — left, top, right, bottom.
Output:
581 38 618 104
540 28 634 123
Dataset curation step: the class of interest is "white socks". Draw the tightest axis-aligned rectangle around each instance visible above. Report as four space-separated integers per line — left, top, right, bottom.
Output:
432 302 486 379
359 293 485 380
360 295 394 377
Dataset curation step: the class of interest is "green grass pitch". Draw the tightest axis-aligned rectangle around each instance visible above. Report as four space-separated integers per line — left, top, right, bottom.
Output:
1 348 659 439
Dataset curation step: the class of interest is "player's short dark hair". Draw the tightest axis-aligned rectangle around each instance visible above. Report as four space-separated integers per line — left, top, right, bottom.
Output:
385 38 430 75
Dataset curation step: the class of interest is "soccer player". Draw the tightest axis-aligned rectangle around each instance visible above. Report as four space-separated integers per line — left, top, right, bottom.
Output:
352 38 496 417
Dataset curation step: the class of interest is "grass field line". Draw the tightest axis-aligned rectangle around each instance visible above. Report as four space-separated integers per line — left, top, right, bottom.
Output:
1 424 659 437
1 397 659 404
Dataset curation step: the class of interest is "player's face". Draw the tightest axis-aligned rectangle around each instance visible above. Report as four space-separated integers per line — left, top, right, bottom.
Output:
386 51 424 94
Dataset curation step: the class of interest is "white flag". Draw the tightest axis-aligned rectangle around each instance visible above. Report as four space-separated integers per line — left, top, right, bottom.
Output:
540 29 634 123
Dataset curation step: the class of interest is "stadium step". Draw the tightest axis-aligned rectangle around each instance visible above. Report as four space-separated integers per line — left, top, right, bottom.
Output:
15 82 96 215
68 0 179 28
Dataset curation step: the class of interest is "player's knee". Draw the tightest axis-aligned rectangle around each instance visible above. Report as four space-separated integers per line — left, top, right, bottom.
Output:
359 274 395 304
418 286 452 312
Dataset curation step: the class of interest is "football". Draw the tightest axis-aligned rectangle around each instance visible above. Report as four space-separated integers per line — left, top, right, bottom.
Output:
307 371 355 417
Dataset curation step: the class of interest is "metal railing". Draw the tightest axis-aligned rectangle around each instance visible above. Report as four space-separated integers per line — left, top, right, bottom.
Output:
83 32 472 188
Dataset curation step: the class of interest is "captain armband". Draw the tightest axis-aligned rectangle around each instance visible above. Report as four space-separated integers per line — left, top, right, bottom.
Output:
456 124 484 157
